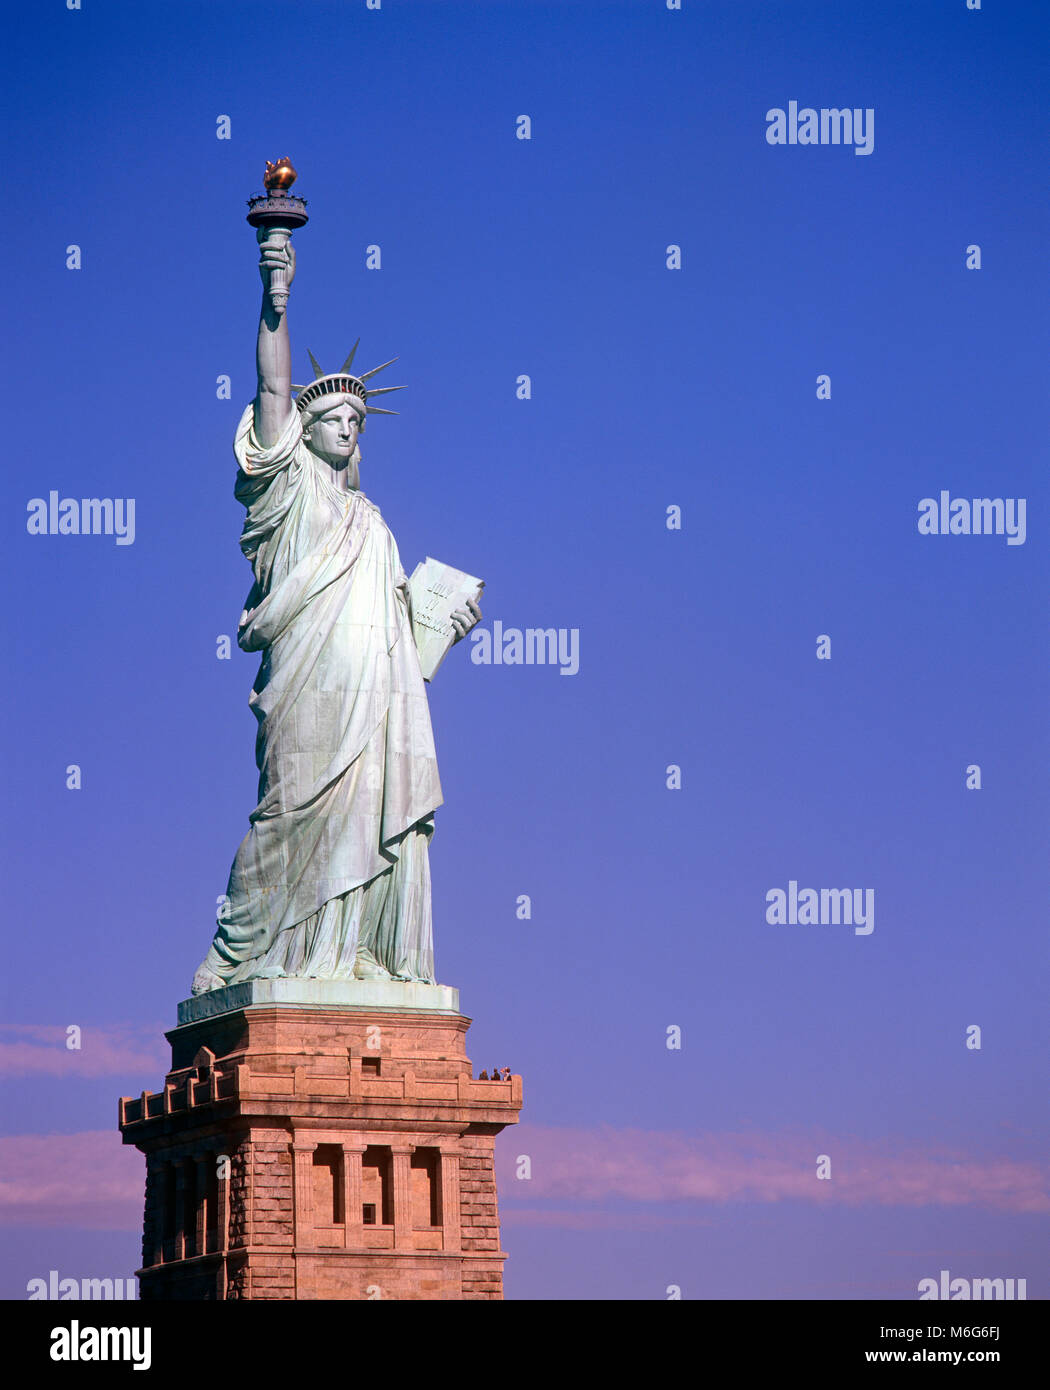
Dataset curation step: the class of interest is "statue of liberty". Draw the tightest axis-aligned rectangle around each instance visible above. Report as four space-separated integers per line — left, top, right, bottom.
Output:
192 164 480 996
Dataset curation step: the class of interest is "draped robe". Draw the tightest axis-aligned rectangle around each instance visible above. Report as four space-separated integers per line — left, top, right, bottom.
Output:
195 404 443 988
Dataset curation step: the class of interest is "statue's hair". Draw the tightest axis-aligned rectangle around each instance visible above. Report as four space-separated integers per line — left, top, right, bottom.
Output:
299 391 366 429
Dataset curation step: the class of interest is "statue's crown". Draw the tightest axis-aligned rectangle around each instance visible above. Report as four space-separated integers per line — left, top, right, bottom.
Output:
293 341 405 417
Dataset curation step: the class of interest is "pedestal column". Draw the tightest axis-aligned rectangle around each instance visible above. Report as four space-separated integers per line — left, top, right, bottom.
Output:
194 1156 208 1257
173 1162 188 1262
342 1142 366 1249
292 1142 315 1247
391 1146 414 1251
440 1150 462 1253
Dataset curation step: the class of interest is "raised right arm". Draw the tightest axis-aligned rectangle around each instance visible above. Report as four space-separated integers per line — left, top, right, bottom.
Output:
254 231 295 448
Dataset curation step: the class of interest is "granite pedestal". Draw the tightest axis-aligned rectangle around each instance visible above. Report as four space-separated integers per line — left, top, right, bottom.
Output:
119 983 522 1300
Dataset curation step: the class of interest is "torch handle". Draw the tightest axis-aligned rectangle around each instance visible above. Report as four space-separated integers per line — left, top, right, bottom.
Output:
257 224 294 317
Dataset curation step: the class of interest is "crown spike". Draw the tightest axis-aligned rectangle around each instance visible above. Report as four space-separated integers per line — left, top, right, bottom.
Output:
366 406 399 415
363 384 407 398
307 350 325 380
340 339 361 374
358 356 399 382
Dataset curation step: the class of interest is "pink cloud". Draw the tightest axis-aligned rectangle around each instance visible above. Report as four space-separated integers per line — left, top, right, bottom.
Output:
3 1122 1044 1234
502 1208 715 1231
0 1024 167 1079
496 1126 1050 1215
0 1132 143 1230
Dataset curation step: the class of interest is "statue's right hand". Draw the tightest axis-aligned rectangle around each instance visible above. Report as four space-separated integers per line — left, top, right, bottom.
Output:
257 231 296 297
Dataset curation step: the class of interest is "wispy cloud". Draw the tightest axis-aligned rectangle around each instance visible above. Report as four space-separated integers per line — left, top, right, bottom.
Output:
0 1024 166 1079
501 1207 715 1231
3 1121 1044 1234
497 1126 1050 1218
0 1132 143 1230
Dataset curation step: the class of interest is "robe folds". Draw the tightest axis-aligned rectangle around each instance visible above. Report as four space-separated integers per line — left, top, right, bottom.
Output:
198 404 442 987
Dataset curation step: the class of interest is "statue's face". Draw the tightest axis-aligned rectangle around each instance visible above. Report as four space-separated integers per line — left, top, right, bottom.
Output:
303 401 362 469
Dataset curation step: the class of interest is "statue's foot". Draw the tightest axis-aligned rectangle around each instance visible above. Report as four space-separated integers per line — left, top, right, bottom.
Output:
353 949 392 982
191 963 226 996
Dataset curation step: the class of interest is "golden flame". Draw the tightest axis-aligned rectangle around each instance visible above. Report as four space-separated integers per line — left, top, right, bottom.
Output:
263 158 297 192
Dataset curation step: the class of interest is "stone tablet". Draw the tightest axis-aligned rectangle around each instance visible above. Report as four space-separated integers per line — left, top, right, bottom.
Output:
408 556 485 681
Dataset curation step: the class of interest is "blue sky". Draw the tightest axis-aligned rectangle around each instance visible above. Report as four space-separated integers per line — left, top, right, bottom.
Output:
1 0 1046 1299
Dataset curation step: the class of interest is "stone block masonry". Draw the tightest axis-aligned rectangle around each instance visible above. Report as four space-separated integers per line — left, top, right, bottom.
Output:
119 1004 521 1300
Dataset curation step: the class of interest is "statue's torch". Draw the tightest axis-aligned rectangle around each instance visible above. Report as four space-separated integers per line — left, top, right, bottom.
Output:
246 158 308 315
